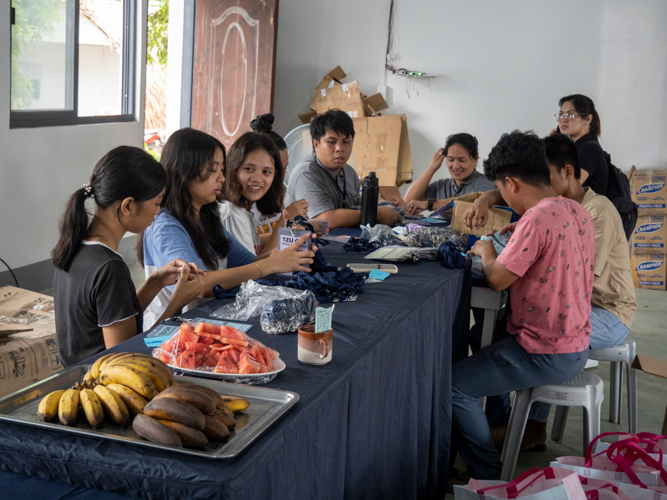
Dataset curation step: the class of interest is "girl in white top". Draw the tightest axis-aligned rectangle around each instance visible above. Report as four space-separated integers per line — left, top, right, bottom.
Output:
246 114 312 244
219 131 291 255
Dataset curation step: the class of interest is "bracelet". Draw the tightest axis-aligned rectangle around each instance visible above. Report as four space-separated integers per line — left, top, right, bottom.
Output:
254 262 263 279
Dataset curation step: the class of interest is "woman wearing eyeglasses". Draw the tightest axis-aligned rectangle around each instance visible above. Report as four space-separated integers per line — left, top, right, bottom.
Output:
553 94 611 197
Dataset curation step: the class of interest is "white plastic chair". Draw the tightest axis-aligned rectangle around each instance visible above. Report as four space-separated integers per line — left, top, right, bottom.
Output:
589 337 637 433
500 371 604 481
550 338 637 438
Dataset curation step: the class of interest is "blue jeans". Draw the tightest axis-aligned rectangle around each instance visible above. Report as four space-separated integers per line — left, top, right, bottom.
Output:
529 304 629 421
452 336 587 478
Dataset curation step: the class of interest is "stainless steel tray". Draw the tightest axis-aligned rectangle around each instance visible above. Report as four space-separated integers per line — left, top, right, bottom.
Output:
0 364 299 459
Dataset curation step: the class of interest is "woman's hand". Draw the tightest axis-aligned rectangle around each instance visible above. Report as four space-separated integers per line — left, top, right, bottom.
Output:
405 200 428 215
266 234 315 273
170 266 202 308
285 199 309 219
154 259 204 287
428 148 446 171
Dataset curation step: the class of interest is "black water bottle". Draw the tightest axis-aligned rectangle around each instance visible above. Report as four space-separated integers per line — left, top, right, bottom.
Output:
360 172 379 226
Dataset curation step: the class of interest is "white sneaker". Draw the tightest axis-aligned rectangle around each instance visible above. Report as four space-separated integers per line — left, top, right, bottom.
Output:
584 359 599 369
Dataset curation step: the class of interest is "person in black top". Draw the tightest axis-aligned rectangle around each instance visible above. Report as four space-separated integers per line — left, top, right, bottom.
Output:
52 147 203 366
553 94 609 196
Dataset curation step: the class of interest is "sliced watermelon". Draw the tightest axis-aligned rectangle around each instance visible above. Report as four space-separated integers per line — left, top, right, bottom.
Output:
174 345 197 369
214 352 239 373
221 337 249 347
219 325 248 341
177 329 200 344
239 353 262 374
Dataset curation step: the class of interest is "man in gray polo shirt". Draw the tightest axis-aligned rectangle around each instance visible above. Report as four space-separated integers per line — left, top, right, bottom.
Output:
285 110 403 229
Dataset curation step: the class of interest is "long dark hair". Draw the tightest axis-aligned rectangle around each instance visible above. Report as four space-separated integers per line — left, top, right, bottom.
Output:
559 94 601 138
225 132 284 216
159 128 229 270
52 146 166 271
250 114 287 150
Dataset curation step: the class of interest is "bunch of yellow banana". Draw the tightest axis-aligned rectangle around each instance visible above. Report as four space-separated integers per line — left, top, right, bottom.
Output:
36 351 250 445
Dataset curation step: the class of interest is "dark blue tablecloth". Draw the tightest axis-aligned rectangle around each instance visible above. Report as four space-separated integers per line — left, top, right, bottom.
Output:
0 233 471 499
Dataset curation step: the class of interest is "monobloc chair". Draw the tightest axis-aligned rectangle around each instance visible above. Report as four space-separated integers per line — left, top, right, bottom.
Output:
499 371 604 481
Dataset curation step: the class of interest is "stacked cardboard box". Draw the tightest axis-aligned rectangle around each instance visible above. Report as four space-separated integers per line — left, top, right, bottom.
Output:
297 66 413 190
0 286 63 398
630 169 667 290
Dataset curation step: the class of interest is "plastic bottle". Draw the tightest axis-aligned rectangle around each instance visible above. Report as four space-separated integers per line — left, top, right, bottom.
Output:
360 172 379 226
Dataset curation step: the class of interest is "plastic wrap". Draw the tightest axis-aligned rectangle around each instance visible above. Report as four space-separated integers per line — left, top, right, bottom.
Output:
403 227 468 252
152 321 284 384
470 229 511 270
364 246 422 264
360 224 406 247
211 280 316 334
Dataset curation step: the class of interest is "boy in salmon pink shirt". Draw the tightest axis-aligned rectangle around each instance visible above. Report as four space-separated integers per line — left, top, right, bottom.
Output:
448 131 595 484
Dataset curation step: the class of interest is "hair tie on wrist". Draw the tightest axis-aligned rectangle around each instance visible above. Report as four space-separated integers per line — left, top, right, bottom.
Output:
83 183 94 198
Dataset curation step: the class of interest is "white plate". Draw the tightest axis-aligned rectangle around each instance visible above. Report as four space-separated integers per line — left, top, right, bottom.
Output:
164 358 286 385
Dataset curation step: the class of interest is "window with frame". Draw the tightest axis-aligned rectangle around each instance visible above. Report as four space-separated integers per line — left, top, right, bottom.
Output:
10 0 136 128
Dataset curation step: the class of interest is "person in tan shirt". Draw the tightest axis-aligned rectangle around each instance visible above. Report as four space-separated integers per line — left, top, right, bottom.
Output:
461 133 637 452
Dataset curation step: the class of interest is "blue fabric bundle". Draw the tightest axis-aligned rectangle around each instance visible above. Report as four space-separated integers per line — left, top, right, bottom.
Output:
437 241 466 269
213 267 366 303
212 215 367 303
287 215 329 246
343 236 380 253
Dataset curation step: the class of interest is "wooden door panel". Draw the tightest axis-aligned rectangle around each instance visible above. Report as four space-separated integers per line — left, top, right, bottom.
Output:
192 0 278 147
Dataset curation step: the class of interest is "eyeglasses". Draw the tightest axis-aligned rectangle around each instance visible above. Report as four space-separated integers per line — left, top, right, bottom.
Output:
554 112 581 122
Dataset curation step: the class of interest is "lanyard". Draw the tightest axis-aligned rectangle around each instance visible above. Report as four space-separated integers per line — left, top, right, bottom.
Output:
328 168 347 205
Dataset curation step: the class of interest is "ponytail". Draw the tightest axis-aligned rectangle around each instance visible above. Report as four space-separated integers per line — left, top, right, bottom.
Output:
52 146 166 271
52 189 91 270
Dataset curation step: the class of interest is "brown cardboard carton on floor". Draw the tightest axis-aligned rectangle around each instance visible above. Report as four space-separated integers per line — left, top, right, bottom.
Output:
0 286 62 398
450 192 513 237
630 215 667 255
631 355 667 434
630 253 667 290
630 169 667 216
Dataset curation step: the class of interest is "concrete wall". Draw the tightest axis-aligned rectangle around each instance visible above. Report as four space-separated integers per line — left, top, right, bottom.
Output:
270 0 667 190
0 0 147 289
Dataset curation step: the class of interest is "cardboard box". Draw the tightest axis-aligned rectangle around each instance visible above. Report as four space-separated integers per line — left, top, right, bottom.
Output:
351 114 413 188
299 66 389 124
630 215 667 255
0 286 63 398
450 193 513 238
630 169 667 215
631 355 667 434
630 253 667 290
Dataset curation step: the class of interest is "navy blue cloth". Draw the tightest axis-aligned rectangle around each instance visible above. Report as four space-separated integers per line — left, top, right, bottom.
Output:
438 242 466 269
0 230 471 500
343 236 379 252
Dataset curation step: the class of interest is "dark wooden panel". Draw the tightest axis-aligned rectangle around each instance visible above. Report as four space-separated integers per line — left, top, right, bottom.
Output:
192 0 278 147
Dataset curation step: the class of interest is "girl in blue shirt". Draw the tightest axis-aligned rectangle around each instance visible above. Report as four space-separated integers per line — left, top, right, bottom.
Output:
141 128 315 326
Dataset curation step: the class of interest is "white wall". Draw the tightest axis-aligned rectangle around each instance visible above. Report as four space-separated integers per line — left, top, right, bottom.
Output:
272 0 667 191
0 0 147 272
